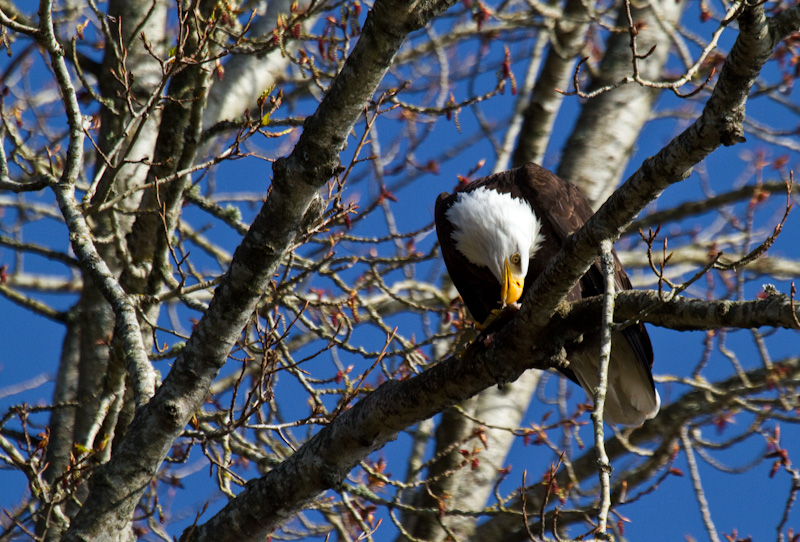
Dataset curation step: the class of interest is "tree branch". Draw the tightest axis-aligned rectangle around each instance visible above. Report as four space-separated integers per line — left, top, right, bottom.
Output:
627 180 799 233
34 0 156 409
511 0 595 168
561 289 800 332
593 240 615 537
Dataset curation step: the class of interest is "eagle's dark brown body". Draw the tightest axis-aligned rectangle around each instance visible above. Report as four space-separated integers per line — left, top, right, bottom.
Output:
435 163 658 425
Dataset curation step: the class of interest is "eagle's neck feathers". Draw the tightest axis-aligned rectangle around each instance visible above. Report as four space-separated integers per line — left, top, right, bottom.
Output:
445 187 543 282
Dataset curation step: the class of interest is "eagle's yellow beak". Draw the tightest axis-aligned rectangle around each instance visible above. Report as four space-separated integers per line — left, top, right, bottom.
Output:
501 258 525 306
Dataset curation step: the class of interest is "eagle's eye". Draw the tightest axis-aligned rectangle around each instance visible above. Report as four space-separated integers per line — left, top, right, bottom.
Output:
511 253 521 266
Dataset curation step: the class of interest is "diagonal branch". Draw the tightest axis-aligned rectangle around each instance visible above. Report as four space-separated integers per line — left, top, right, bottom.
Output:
627 180 800 233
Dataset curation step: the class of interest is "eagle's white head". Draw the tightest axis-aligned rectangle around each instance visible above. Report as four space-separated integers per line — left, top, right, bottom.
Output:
446 187 544 306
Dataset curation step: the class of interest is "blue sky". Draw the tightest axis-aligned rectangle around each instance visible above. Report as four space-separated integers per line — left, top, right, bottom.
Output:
2 3 800 540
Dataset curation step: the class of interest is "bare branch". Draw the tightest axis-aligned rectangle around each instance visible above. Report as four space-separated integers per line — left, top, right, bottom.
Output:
563 289 800 332
33 0 156 412
592 240 615 538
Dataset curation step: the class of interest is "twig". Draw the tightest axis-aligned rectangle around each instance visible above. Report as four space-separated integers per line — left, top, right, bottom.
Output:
775 464 800 542
538 453 565 541
331 327 397 420
714 174 793 271
681 427 721 542
521 470 536 541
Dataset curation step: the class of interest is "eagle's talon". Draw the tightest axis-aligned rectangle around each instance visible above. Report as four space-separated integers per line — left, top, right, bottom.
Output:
475 308 504 330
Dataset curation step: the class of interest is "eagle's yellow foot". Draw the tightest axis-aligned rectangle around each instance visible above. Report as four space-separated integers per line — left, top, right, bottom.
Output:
475 308 505 330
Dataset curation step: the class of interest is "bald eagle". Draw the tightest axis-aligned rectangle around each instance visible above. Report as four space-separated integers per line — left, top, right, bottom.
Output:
435 163 659 426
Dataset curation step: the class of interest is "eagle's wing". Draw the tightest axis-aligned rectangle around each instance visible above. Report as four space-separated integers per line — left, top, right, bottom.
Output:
515 164 659 425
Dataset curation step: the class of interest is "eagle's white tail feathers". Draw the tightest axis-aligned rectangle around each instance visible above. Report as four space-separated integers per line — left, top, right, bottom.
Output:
568 331 660 426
